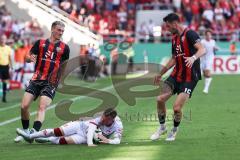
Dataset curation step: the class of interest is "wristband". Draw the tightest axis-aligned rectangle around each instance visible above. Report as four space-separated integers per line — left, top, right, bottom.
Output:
192 55 197 60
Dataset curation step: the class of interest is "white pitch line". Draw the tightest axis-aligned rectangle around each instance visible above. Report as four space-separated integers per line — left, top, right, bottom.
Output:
0 103 21 112
0 84 115 127
0 104 56 126
0 82 105 113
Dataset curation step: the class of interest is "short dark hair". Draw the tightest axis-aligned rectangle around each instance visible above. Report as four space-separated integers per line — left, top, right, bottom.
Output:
205 29 212 35
103 108 117 119
51 21 65 29
163 13 180 23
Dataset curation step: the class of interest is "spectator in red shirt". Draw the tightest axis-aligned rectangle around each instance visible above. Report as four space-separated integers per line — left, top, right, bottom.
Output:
191 1 200 21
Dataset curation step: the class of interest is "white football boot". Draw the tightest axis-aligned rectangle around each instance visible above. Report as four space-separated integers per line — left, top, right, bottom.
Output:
150 125 167 141
14 129 30 143
165 128 178 141
16 128 36 143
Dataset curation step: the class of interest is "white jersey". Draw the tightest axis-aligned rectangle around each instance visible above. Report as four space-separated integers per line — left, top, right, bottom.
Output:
47 116 123 145
201 39 216 59
89 116 123 138
60 116 123 145
201 39 216 70
77 116 123 138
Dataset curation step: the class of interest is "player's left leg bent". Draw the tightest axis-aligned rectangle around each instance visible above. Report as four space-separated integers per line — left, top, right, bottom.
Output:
32 96 52 132
59 121 81 136
166 80 198 141
166 93 189 141
24 121 81 142
36 134 86 145
64 134 87 144
33 84 55 132
151 78 174 141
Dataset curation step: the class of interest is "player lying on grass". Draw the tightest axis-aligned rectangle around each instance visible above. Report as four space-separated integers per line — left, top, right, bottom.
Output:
16 108 123 146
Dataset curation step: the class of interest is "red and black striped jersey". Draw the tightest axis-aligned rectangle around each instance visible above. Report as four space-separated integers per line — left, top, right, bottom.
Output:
171 28 201 82
30 39 70 85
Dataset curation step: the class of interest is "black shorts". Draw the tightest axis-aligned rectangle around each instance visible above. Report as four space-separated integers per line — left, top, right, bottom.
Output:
25 80 56 100
164 76 198 98
0 65 10 80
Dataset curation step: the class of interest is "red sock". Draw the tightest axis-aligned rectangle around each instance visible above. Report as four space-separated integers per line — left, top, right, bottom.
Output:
59 137 67 145
54 128 63 137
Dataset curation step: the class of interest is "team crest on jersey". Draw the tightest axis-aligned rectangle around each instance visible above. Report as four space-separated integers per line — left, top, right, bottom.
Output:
51 88 55 93
56 47 62 52
42 43 46 47
181 36 185 42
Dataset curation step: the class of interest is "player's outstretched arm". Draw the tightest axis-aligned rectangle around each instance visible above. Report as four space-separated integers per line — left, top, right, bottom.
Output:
87 123 97 147
154 57 176 85
25 40 40 63
98 134 121 145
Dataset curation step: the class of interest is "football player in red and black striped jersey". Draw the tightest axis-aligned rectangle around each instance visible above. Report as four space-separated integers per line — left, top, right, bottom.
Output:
15 21 70 143
151 13 206 141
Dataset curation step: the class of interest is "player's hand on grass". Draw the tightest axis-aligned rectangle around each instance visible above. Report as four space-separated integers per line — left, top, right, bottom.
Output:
98 134 110 144
88 144 97 147
154 74 162 85
184 56 196 68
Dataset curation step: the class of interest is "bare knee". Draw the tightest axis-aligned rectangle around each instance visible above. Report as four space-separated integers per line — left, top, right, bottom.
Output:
21 93 34 110
156 95 168 103
21 102 30 111
173 103 182 113
38 104 47 112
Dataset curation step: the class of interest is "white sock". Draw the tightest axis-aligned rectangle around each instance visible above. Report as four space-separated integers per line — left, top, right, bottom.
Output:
49 137 60 144
204 77 212 92
30 129 54 139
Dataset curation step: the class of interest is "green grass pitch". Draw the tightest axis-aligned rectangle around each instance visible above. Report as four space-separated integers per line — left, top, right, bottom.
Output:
0 75 239 160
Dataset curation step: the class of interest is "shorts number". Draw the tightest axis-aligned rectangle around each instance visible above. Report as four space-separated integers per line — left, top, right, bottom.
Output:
184 88 192 95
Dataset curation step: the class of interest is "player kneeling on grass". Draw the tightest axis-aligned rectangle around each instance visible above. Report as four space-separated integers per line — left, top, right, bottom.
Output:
16 108 123 146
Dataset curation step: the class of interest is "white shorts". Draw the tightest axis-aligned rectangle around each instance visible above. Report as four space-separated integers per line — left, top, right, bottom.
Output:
60 121 87 144
201 56 213 71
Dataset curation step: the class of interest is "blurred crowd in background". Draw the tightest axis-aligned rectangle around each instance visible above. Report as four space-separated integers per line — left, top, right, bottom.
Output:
43 0 240 42
0 4 44 89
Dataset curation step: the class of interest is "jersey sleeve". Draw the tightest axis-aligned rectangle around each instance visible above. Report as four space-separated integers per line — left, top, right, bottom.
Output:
62 45 70 62
186 30 201 47
30 40 40 55
87 122 97 145
114 119 123 139
108 120 123 145
89 117 101 126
